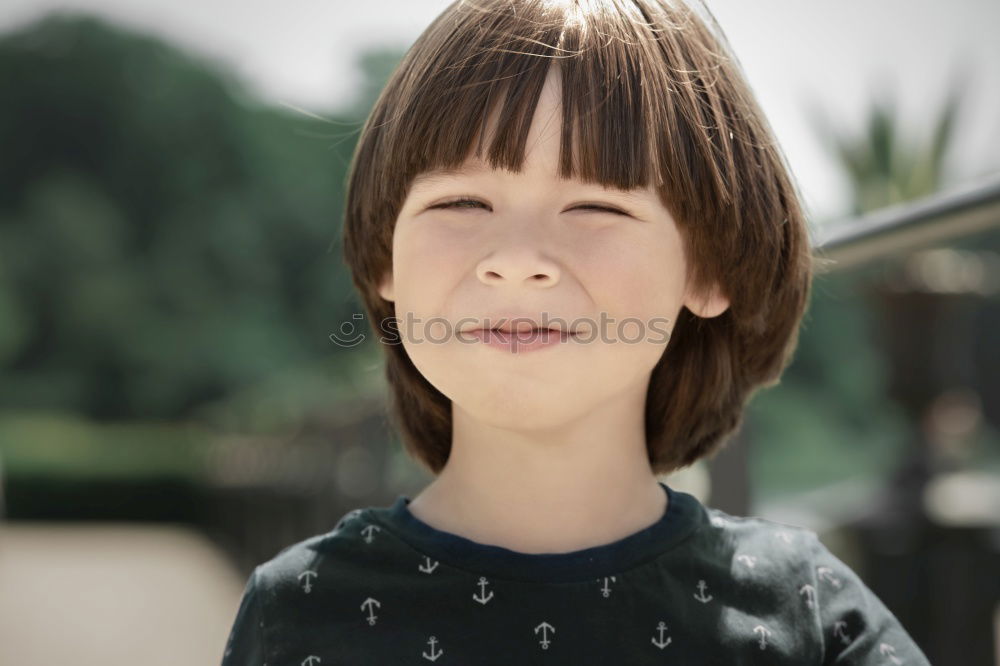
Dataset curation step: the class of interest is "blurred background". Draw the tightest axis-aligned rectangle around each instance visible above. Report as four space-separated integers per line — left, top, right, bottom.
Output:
0 0 998 664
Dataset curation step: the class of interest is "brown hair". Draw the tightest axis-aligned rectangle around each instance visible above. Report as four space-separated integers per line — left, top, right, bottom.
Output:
341 0 814 476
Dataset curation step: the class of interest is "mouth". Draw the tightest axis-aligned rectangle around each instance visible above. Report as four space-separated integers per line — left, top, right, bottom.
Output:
481 327 578 335
465 325 579 352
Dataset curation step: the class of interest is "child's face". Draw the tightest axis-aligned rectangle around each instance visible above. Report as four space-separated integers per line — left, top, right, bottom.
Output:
378 66 728 430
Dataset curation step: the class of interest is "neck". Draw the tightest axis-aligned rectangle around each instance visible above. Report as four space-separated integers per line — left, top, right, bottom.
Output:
405 399 668 554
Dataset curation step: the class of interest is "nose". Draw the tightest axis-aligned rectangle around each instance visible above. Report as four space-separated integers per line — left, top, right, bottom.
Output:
475 245 562 287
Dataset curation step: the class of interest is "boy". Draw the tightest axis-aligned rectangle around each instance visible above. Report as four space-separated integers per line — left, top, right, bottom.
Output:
221 0 932 663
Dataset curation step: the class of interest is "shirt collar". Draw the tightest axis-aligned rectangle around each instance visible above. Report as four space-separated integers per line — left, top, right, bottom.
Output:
363 481 705 583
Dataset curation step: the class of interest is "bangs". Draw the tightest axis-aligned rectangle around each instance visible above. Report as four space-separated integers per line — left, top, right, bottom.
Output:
379 0 737 204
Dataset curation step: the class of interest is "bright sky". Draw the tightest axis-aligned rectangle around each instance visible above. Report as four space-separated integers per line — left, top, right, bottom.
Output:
3 0 999 222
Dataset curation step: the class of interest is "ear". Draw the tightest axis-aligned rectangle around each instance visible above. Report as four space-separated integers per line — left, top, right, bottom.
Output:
683 281 729 319
377 270 395 303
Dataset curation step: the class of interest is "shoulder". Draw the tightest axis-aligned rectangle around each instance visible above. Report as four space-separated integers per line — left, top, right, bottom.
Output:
663 499 828 605
699 507 930 664
696 507 839 600
687 505 832 612
253 506 374 593
699 505 821 557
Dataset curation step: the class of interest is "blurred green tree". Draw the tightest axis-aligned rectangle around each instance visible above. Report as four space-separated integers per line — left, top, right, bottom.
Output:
809 74 966 214
0 13 395 426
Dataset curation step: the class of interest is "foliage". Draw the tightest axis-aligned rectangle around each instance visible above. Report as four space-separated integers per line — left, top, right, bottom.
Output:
806 72 967 214
0 13 391 423
0 410 208 479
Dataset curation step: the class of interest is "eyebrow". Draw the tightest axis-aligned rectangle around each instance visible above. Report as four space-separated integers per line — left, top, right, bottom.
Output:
411 164 652 203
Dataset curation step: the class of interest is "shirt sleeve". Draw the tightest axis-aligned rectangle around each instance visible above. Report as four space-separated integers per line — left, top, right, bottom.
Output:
806 532 931 665
220 565 266 666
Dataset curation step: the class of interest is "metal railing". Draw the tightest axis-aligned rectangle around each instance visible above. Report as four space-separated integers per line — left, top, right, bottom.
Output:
812 171 1000 271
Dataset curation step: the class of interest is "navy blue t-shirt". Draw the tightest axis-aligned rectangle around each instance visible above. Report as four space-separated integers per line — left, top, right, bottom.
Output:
220 481 931 664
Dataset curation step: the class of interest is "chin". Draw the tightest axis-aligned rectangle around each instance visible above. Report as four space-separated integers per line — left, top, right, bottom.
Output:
458 387 589 430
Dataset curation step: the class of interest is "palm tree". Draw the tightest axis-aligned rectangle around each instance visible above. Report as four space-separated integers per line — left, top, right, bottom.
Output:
808 69 967 215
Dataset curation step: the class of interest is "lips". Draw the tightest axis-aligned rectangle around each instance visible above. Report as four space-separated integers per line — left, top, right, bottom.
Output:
471 326 578 336
460 316 578 334
488 326 564 333
473 328 581 343
465 325 577 353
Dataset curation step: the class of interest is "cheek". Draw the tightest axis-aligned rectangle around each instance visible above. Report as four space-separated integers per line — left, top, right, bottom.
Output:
583 229 688 324
391 223 468 309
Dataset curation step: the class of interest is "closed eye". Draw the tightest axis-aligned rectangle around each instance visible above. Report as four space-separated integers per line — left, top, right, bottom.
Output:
429 198 628 216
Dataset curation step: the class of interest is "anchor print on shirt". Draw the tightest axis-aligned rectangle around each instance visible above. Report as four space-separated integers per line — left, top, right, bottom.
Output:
774 530 794 546
473 576 494 604
799 583 817 609
693 579 713 603
301 656 321 666
879 642 904 664
534 621 555 649
422 636 444 662
833 620 852 646
361 597 380 625
710 515 730 528
735 553 758 569
360 524 382 544
298 570 318 594
816 566 843 589
418 556 439 574
598 575 616 598
651 621 672 649
752 624 773 650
